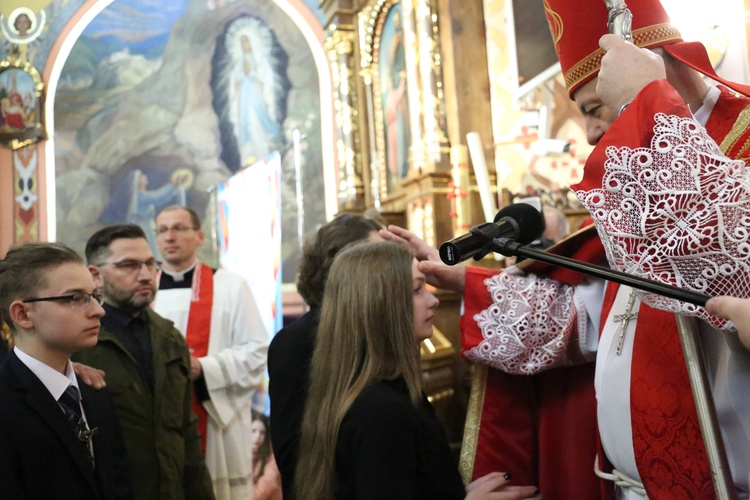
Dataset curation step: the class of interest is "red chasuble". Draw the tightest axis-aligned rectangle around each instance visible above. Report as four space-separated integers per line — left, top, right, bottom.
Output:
460 226 605 500
572 79 750 499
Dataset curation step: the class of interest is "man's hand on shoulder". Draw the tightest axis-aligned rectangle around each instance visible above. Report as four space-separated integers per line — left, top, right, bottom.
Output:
73 362 106 389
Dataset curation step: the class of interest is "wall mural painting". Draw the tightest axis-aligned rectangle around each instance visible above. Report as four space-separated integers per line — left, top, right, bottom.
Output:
54 0 326 282
378 2 411 192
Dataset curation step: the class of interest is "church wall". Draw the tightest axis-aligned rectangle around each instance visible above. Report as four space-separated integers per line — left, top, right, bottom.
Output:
0 0 335 289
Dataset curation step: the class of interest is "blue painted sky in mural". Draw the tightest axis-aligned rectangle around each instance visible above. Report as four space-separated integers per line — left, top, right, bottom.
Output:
1 0 325 63
82 0 191 58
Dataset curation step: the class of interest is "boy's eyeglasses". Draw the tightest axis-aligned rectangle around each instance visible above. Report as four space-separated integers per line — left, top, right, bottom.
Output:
23 291 105 309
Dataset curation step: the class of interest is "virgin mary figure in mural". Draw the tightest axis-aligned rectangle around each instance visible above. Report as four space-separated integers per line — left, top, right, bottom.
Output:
226 19 284 166
100 169 188 259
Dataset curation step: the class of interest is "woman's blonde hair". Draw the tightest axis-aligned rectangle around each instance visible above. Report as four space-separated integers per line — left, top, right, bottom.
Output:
294 241 421 500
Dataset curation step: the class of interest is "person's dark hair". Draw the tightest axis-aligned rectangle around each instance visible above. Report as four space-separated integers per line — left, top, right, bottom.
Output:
296 213 382 307
252 411 272 482
0 242 83 334
85 224 147 265
157 206 201 229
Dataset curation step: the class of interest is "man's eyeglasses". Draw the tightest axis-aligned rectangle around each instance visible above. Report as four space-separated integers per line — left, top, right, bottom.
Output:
96 259 158 273
156 225 198 236
23 291 104 309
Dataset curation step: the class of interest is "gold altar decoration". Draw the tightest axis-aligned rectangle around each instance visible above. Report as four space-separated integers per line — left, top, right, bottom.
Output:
326 28 365 209
449 144 472 237
0 55 45 150
358 0 449 205
420 326 457 404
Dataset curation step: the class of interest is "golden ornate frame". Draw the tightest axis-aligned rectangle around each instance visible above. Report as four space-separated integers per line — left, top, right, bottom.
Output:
359 0 449 205
0 55 45 150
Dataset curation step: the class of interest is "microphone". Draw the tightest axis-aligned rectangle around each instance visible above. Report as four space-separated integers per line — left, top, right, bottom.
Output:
439 203 545 265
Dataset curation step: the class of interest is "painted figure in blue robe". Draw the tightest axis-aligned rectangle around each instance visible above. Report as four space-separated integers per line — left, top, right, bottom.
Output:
231 34 283 166
100 169 186 260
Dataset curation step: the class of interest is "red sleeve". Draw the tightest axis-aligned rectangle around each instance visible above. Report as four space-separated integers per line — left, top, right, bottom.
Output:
460 266 502 354
573 79 690 194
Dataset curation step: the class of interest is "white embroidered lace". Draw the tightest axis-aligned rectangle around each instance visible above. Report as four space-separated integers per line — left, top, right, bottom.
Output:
465 270 588 374
576 113 750 330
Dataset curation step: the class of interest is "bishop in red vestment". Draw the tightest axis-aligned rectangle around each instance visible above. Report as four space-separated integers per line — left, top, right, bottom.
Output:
461 1 750 498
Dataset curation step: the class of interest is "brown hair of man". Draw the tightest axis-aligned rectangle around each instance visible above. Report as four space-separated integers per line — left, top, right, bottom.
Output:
157 205 201 230
84 224 147 265
296 213 382 308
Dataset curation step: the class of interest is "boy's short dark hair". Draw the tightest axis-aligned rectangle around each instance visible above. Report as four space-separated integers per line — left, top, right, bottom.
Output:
85 224 147 265
0 242 83 334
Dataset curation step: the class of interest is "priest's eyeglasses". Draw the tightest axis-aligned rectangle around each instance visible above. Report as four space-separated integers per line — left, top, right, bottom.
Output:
23 291 104 309
156 225 198 236
96 259 158 273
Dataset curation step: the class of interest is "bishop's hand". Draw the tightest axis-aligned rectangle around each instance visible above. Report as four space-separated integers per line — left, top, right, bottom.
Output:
597 34 666 114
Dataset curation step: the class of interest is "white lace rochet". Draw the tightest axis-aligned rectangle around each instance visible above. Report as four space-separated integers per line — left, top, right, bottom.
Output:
576 113 750 330
464 268 591 375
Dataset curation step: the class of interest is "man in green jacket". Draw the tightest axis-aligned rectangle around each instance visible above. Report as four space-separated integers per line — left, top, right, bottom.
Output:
74 224 214 500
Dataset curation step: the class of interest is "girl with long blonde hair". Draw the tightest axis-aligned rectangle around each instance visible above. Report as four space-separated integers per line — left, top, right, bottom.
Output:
295 241 540 500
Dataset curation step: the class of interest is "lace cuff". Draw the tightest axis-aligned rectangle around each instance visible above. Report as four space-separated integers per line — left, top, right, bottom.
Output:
463 271 593 375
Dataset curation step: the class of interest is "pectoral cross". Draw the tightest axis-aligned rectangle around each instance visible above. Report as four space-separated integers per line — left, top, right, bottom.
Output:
614 290 638 355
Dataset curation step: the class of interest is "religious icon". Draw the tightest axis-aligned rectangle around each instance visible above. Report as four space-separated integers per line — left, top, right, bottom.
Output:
219 16 287 168
0 57 45 150
378 3 412 191
0 8 46 45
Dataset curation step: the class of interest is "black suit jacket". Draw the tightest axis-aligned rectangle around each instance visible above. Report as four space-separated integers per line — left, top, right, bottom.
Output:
0 350 132 499
268 307 319 499
0 335 8 364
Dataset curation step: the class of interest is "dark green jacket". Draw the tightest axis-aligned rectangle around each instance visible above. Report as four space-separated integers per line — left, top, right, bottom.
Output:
73 308 214 500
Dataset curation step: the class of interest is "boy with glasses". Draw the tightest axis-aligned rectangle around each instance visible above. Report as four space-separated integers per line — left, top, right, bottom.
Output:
74 224 214 500
0 242 132 498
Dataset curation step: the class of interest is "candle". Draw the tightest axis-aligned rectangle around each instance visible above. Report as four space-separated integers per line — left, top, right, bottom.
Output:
466 132 498 222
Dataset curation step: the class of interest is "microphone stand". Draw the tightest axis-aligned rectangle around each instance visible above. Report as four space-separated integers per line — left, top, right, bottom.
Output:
492 237 735 499
492 237 710 305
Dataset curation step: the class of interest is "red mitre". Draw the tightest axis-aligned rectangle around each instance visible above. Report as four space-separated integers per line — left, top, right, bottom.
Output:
543 0 750 98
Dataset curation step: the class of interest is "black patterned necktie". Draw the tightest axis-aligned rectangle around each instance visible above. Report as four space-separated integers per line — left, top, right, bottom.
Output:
58 385 83 424
58 385 95 466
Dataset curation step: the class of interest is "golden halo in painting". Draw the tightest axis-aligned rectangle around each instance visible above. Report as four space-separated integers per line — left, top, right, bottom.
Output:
171 168 194 190
1 7 46 44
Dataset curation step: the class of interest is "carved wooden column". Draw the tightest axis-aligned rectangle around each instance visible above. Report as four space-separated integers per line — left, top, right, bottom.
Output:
411 0 449 169
326 28 366 211
399 0 426 173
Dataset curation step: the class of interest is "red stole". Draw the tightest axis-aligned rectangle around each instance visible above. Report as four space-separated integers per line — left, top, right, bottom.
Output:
599 282 714 498
187 263 214 453
158 262 214 453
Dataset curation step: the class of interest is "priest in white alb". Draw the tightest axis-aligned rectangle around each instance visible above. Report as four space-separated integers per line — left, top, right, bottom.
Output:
153 205 269 500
